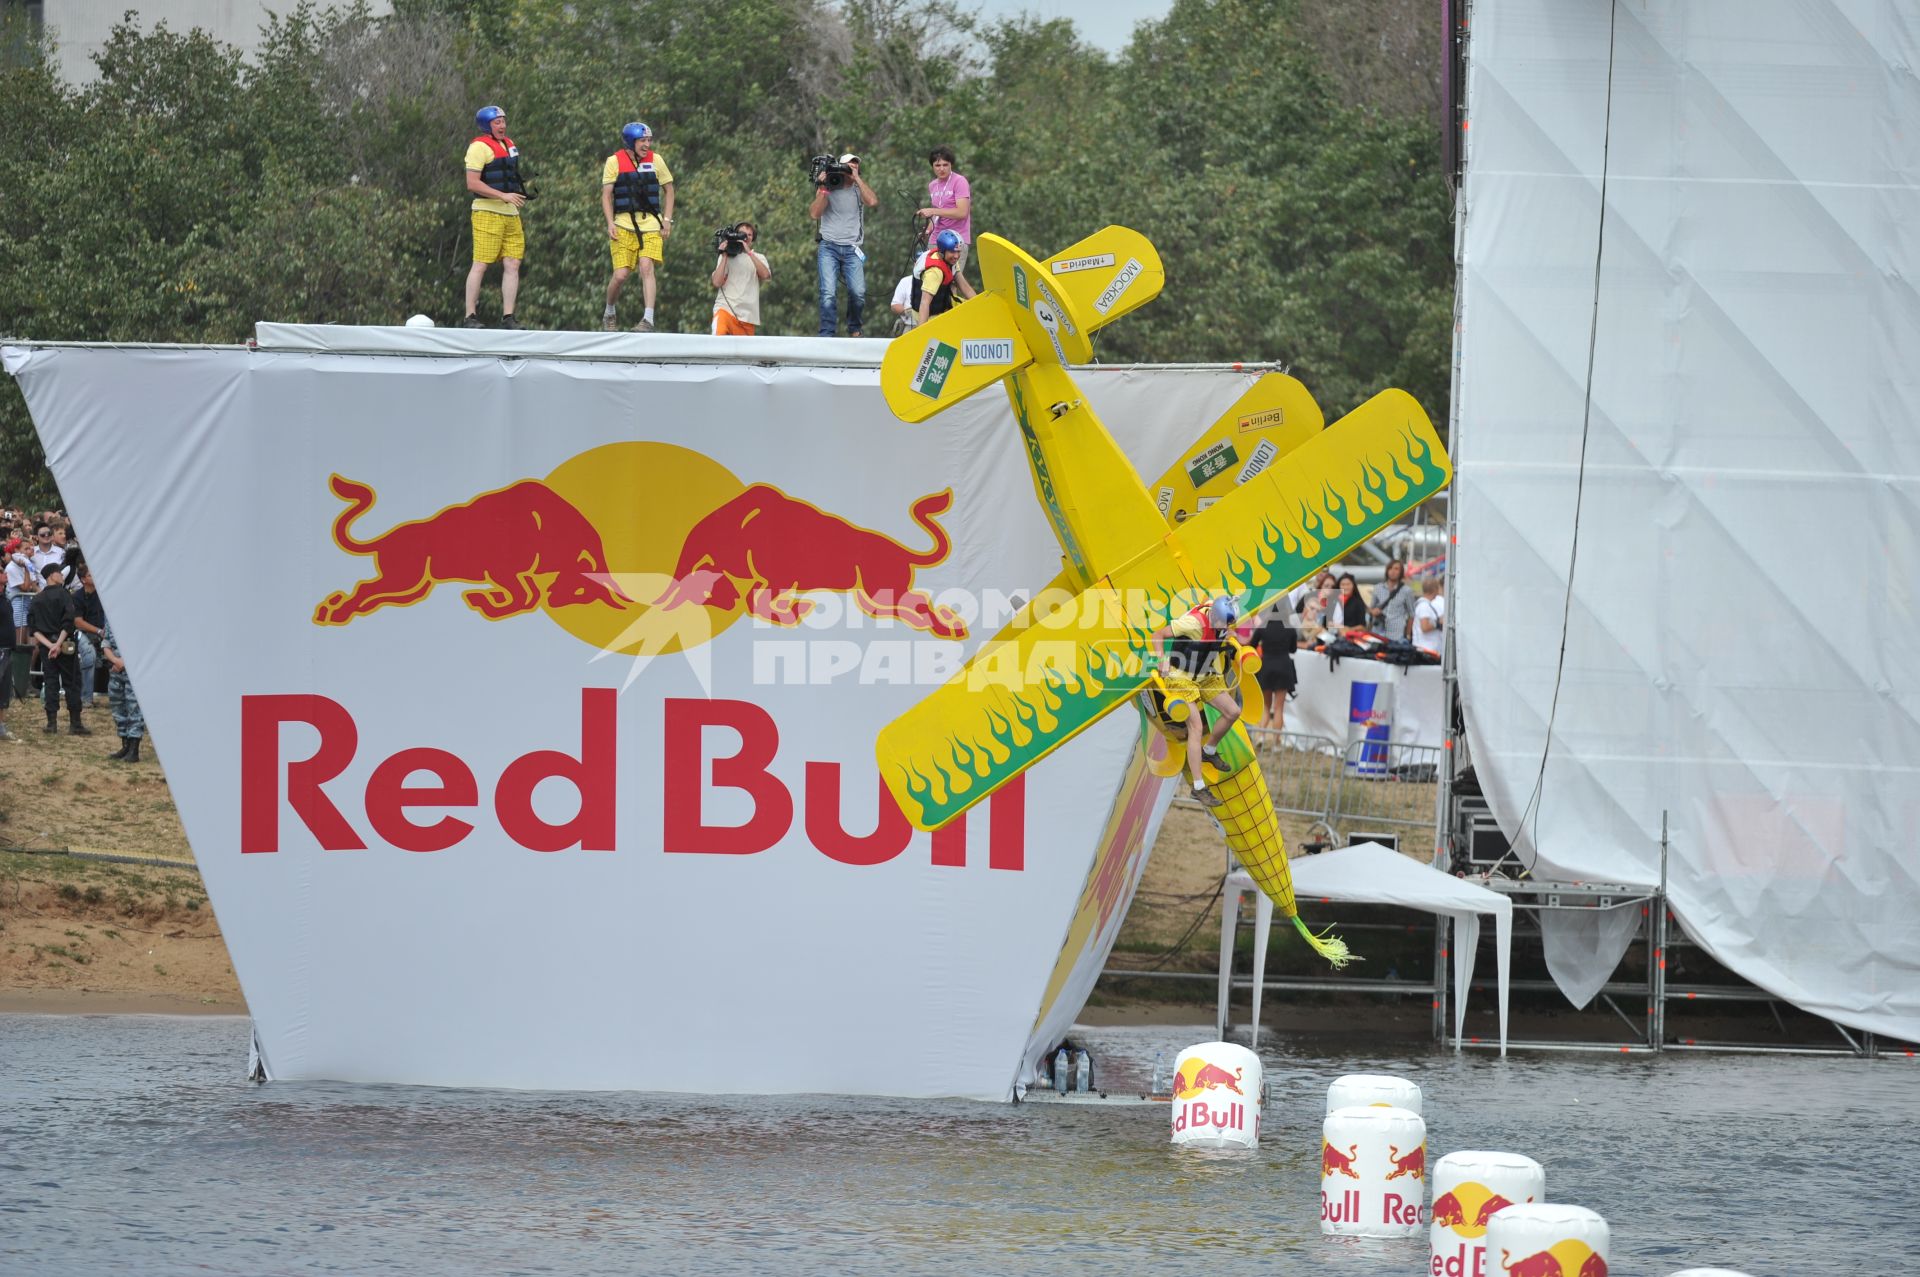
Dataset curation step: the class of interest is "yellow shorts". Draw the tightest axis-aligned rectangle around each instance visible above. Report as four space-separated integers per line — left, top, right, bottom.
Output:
1161 668 1231 706
611 227 663 270
470 211 524 265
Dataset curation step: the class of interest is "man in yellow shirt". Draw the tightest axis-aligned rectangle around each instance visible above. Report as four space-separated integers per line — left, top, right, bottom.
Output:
463 105 527 329
601 122 675 332
1148 596 1245 808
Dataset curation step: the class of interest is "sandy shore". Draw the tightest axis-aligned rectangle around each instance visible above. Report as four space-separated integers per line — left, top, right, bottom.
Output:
0 988 246 1015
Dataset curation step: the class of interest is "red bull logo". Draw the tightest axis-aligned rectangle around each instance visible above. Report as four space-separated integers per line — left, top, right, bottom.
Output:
310 442 969 657
1430 1180 1531 1277
1172 1061 1245 1100
1322 1140 1361 1179
654 485 968 639
1497 1246 1607 1277
314 475 631 624
1386 1143 1426 1181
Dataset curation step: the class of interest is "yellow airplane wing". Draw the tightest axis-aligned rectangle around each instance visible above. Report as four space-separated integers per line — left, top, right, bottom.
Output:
877 388 1452 831
1037 227 1165 331
1120 388 1452 624
976 233 1090 365
877 292 1034 423
1149 372 1327 527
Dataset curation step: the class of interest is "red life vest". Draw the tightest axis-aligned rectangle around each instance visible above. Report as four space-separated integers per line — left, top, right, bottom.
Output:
1167 603 1228 676
911 255 956 316
610 147 662 218
471 134 524 195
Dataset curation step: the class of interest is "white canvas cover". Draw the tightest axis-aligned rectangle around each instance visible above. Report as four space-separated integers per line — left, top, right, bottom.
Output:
3 328 1267 1096
1454 0 1920 1040
1226 842 1513 1051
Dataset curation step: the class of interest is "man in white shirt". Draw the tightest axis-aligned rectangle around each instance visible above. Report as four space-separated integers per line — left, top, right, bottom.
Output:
6 535 41 696
1412 578 1446 654
28 522 64 571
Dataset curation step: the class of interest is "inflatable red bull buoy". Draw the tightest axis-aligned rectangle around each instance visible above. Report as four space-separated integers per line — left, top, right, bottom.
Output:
1321 1104 1427 1237
1484 1203 1611 1277
1168 1041 1260 1149
1430 1150 1544 1277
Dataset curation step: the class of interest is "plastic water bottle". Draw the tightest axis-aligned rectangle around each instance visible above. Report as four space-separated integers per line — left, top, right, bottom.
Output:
1052 1048 1070 1094
1073 1049 1091 1093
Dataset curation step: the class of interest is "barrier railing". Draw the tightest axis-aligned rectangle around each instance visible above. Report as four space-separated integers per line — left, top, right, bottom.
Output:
1244 727 1341 823
1329 739 1444 841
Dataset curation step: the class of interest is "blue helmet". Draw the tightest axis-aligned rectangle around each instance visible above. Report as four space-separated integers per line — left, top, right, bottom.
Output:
622 122 652 147
475 105 505 132
1208 595 1240 628
934 229 961 252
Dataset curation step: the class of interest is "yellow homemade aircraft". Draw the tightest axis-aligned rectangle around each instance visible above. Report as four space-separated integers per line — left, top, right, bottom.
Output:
876 227 1452 966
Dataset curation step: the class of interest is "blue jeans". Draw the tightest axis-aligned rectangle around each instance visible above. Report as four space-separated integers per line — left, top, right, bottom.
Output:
816 242 866 336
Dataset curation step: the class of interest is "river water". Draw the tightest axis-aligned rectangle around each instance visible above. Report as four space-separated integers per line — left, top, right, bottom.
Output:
2 1014 1914 1275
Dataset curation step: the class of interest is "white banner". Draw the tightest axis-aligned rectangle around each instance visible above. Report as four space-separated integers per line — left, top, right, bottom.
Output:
4 330 1260 1096
1455 0 1920 1041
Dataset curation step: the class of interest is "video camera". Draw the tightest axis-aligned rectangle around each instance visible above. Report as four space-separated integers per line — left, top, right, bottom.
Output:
809 153 855 190
713 225 750 257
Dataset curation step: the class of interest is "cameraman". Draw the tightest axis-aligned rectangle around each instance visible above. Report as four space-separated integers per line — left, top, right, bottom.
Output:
809 152 878 338
710 222 771 336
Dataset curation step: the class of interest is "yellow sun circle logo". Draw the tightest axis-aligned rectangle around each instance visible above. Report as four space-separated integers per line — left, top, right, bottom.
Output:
539 441 748 654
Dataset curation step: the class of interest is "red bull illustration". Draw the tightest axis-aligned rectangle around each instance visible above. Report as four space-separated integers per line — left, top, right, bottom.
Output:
310 445 973 665
314 474 630 624
1498 1246 1607 1277
1475 1194 1516 1229
1171 1061 1245 1100
1387 1143 1426 1181
654 485 969 639
1431 1190 1468 1228
1322 1141 1362 1179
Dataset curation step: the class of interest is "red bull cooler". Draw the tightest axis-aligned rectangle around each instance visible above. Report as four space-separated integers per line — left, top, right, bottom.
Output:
1346 680 1395 778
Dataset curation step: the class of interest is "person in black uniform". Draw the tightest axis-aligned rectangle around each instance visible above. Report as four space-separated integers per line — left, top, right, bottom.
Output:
27 561 88 734
1250 599 1298 735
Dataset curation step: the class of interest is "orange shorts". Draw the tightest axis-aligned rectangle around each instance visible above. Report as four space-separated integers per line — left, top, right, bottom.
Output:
712 309 756 337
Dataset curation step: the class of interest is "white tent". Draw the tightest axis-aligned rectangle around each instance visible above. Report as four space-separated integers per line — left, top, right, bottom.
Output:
1220 843 1513 1053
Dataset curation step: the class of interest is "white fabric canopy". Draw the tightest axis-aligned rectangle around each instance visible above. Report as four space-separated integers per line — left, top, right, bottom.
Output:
1454 0 1920 1041
1222 843 1513 1053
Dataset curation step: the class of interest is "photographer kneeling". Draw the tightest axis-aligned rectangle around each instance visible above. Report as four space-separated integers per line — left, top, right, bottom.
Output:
711 222 771 336
808 152 878 337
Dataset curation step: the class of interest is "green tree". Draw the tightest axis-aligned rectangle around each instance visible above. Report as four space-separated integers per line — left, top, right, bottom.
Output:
1 0 1456 507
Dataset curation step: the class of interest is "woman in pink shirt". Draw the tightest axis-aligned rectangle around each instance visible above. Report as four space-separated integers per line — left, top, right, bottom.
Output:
916 146 973 284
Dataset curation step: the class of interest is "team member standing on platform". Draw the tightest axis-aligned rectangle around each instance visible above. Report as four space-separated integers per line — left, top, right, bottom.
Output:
710 222 770 336
463 105 528 329
602 122 675 332
915 146 973 283
911 230 975 327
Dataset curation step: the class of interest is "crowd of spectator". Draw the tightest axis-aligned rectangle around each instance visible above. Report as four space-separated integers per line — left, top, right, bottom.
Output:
1238 558 1449 732
0 507 145 756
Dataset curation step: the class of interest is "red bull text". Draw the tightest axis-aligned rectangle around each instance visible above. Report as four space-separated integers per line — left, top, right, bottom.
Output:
239 692 1023 866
